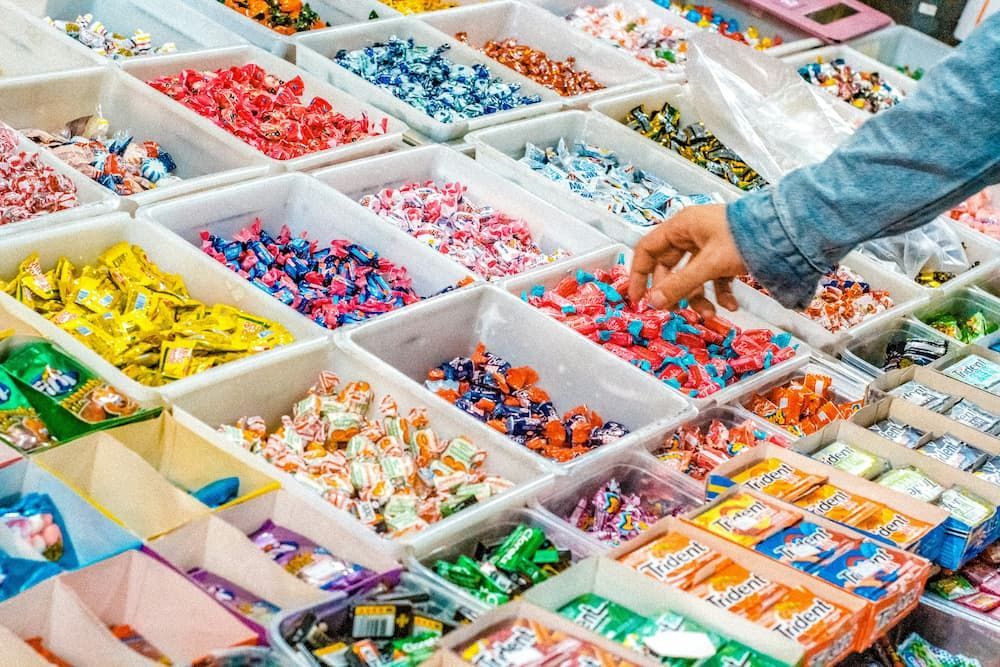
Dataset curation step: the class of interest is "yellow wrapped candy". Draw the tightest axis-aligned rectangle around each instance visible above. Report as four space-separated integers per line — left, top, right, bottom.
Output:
380 0 457 14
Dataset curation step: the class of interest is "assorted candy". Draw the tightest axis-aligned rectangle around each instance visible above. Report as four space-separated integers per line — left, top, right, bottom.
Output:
797 58 903 114
949 188 1000 240
746 372 864 438
0 125 78 227
461 617 638 666
45 14 176 59
929 543 1000 621
654 418 790 480
656 2 783 50
380 0 457 13
520 139 723 230
521 262 797 399
0 246 293 387
882 335 949 371
943 355 1000 396
566 4 688 72
23 112 180 196
565 476 693 546
221 372 512 537
217 0 328 34
626 103 767 191
147 64 385 160
922 309 999 343
201 219 423 329
426 343 628 462
358 181 567 280
334 37 542 123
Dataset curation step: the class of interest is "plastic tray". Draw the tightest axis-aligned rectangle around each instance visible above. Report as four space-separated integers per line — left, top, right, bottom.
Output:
292 16 563 143
166 337 554 555
912 287 1000 346
0 212 323 401
0 6 105 81
407 506 603 610
313 144 613 282
120 45 408 172
419 0 659 106
137 172 474 332
0 66 270 210
503 245 813 408
840 317 958 378
465 108 740 247
847 24 953 81
0 127 119 239
342 283 695 470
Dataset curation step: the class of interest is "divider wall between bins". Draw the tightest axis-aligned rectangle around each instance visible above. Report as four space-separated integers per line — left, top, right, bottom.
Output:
0 3 107 81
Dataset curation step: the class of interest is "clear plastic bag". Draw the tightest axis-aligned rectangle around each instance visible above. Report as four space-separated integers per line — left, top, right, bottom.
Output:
860 216 971 279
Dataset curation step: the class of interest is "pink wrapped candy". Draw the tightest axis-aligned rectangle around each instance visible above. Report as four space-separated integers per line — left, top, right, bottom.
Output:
950 189 1000 241
0 126 78 227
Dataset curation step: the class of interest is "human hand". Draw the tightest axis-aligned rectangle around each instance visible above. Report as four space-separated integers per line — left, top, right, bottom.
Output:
628 204 748 316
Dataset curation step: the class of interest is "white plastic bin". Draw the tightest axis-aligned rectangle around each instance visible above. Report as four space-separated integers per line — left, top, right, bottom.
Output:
293 16 563 143
840 317 958 378
120 45 408 172
342 283 695 470
419 1 658 106
731 251 928 352
504 245 813 407
14 0 246 59
313 145 613 282
848 25 953 82
0 128 118 239
0 213 324 401
138 172 475 332
465 109 739 247
0 67 270 209
166 337 553 555
0 7 105 81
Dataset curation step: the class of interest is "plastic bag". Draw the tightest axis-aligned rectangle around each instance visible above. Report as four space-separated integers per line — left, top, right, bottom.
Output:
860 217 971 279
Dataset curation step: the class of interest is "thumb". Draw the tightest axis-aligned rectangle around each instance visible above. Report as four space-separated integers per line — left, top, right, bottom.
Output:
647 252 718 311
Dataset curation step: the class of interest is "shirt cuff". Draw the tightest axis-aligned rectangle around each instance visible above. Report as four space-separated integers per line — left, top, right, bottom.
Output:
726 191 823 311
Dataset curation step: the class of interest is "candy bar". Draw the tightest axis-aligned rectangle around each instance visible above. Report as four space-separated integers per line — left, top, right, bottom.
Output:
249 520 372 592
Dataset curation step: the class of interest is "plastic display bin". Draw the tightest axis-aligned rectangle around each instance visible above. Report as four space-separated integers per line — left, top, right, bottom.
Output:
293 17 563 143
465 109 739 247
840 317 957 378
120 45 408 172
0 67 270 210
419 1 659 106
138 172 474 332
0 8 105 81
313 145 613 282
914 594 1000 654
912 287 1000 346
847 24 953 80
343 284 695 470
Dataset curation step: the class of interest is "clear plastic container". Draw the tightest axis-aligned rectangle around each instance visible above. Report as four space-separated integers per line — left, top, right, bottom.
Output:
0 7 105 81
465 108 739 247
847 25 953 81
913 594 1000 655
0 67 270 209
841 318 957 378
913 287 1000 345
407 506 602 609
313 145 613 282
292 17 563 143
138 172 475 332
120 45 408 172
342 284 695 470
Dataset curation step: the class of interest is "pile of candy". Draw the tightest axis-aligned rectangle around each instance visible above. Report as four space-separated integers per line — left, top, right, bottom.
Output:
432 523 575 606
626 103 767 191
746 372 864 437
358 181 567 279
522 263 797 398
949 189 1000 240
797 58 903 114
23 112 180 196
0 245 294 386
455 33 604 97
45 14 176 59
520 139 723 229
930 543 1000 620
334 38 541 123
657 1 783 50
564 476 691 545
942 354 1000 397
147 64 385 160
201 219 423 329
916 270 961 288
922 309 998 343
426 343 628 462
461 618 637 665
566 4 688 72
0 125 78 227
655 418 789 480
881 335 949 371
217 0 328 35
381 0 457 13
741 266 896 333
221 372 512 537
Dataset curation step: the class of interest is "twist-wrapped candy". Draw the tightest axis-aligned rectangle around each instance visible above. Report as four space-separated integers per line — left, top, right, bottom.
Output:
0 126 78 227
567 4 688 72
45 13 176 59
655 419 789 480
381 0 457 13
565 477 688 546
218 0 328 35
655 1 783 50
797 58 903 114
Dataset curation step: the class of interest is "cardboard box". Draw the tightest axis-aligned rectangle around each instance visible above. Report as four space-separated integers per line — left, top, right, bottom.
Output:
868 365 1000 414
523 556 805 666
853 397 1000 455
933 343 1000 397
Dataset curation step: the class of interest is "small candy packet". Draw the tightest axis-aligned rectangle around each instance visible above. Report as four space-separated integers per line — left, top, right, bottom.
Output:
690 562 789 618
947 399 1000 434
974 455 1000 486
877 467 944 503
690 493 800 547
760 587 849 649
249 519 372 592
888 381 952 411
956 591 1000 613
867 419 925 448
618 532 728 589
188 568 280 625
936 486 996 527
558 593 650 642
755 522 845 572
928 574 976 600
0 368 54 453
811 540 903 601
729 458 825 502
0 493 75 568
794 484 880 525
811 441 889 479
918 434 988 471
942 355 1000 394
847 505 935 549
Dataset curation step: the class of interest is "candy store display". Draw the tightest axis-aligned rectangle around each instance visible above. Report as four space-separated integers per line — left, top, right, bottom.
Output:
216 0 329 34
45 13 177 59
0 125 79 227
797 58 904 114
566 4 689 72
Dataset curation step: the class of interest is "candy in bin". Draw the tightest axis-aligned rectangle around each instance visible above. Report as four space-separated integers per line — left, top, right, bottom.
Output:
45 13 176 59
655 420 791 480
796 58 903 114
216 0 328 34
379 0 457 14
655 1 783 50
883 336 949 370
564 477 691 547
745 373 863 438
566 4 689 72
248 520 373 592
0 125 78 227
0 367 55 453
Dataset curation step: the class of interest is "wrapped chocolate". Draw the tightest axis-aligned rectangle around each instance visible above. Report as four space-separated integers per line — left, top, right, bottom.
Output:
249 520 372 592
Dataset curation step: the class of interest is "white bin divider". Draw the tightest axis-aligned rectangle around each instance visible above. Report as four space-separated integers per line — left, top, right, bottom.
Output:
0 5 106 81
120 45 408 172
292 16 564 143
13 0 247 58
165 336 554 555
0 213 324 401
502 244 813 408
418 1 658 106
730 250 929 352
341 283 696 469
465 108 739 247
312 144 614 282
0 127 119 240
0 66 270 210
137 172 476 333
847 25 953 81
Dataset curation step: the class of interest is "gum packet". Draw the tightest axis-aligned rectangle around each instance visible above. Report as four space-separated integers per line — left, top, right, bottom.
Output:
811 441 889 479
877 467 944 503
755 522 847 573
690 562 789 618
729 459 825 502
618 532 729 589
690 493 801 547
794 484 881 525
